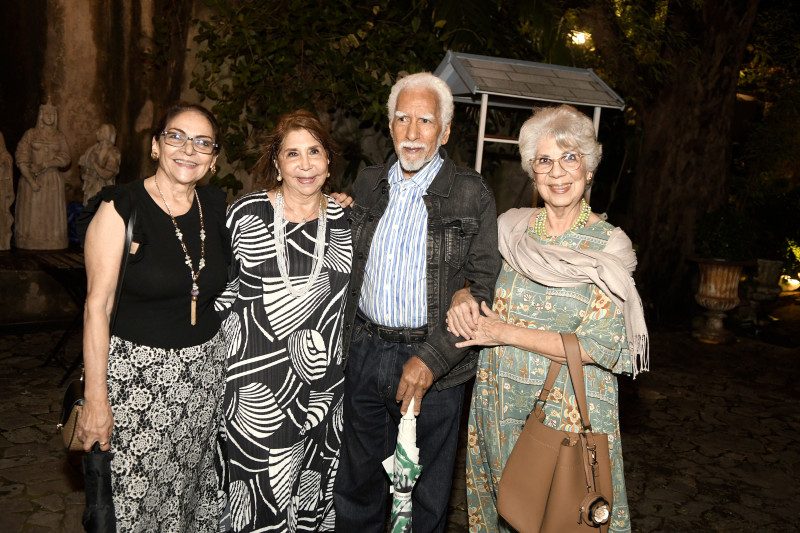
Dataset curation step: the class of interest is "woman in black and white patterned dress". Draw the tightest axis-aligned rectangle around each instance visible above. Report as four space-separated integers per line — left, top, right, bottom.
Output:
78 103 228 531
215 110 352 532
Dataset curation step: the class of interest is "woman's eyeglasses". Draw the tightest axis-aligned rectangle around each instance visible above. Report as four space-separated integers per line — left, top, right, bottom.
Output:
161 131 218 154
530 153 584 174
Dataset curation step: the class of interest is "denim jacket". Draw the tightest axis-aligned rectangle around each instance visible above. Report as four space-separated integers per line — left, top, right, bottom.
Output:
343 148 501 389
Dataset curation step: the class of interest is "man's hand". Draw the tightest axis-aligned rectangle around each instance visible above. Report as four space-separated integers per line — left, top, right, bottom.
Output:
454 301 506 349
330 191 354 208
446 287 480 340
395 356 434 416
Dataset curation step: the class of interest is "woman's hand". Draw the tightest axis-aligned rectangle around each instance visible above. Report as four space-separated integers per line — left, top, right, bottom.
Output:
454 301 507 348
446 287 480 339
77 397 114 452
330 191 354 208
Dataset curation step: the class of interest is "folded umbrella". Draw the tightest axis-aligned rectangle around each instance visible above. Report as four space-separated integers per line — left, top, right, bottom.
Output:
383 398 423 533
82 442 117 533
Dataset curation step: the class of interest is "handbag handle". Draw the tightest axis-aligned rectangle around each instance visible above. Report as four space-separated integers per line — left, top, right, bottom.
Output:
531 333 593 431
109 189 136 332
562 333 593 432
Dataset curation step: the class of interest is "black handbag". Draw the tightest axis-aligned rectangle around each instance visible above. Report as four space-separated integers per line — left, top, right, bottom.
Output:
57 197 136 450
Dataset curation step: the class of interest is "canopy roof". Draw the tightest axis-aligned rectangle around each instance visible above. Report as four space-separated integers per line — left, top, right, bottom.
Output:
433 52 626 202
434 51 625 111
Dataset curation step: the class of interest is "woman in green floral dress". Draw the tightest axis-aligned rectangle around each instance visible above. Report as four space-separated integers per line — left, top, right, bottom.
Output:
447 105 649 533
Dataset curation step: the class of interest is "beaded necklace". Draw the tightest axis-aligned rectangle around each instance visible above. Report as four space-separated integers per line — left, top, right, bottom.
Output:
533 198 590 240
273 187 327 297
154 176 205 325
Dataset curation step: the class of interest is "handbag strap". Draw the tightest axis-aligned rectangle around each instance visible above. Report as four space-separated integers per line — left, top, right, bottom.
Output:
531 333 593 431
562 333 593 432
109 189 136 331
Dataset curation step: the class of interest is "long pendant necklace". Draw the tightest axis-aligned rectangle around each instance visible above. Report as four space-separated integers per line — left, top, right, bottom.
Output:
273 187 327 297
155 176 205 325
533 198 591 239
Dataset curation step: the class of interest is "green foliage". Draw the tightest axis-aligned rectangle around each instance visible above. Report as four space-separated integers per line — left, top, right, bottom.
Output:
190 0 572 190
786 240 800 276
732 0 800 263
694 205 758 262
192 0 446 186
738 2 799 102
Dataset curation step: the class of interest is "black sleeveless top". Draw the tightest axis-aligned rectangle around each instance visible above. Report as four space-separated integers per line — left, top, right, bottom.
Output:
80 179 229 349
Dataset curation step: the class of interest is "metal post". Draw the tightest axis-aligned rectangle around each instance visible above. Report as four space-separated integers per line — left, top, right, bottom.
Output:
586 107 602 204
592 106 601 139
475 93 489 172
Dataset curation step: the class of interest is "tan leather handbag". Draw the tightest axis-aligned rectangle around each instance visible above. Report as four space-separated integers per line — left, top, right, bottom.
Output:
58 373 84 450
497 333 614 533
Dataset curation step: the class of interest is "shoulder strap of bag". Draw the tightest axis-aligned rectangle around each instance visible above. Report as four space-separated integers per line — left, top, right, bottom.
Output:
531 334 593 430
109 187 136 331
532 356 562 421
562 333 593 431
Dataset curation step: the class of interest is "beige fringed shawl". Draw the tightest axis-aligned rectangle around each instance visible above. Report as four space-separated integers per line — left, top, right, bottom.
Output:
498 208 649 378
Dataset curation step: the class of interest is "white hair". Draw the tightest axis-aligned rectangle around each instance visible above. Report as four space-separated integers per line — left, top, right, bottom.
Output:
518 105 602 179
387 72 454 127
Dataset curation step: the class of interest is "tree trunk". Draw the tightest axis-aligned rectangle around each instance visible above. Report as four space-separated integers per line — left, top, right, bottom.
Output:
629 1 760 317
578 0 761 318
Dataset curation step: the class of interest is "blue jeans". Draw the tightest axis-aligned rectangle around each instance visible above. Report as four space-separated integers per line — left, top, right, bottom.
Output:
334 317 465 533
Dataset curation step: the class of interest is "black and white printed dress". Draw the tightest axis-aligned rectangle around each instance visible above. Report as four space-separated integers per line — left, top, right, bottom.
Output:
215 191 352 532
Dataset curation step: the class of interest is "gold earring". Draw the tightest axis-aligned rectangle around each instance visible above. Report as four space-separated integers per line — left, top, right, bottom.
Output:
277 172 282 182
151 151 158 161
210 164 217 174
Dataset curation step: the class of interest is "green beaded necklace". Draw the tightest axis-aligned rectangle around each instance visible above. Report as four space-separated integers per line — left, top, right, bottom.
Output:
533 198 591 239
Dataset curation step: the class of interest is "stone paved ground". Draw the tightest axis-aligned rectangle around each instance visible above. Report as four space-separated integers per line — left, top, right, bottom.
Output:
1 292 799 532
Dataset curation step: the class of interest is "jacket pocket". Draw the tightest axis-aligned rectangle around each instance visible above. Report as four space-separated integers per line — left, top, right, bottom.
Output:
444 217 479 269
348 204 368 244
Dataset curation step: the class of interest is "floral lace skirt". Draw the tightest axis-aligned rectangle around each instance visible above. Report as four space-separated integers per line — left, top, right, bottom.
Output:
106 330 226 532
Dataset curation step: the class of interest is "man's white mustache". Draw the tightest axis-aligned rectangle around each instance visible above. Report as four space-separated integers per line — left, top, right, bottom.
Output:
399 141 427 151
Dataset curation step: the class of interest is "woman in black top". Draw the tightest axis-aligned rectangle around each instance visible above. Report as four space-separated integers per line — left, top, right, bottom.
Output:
77 103 229 532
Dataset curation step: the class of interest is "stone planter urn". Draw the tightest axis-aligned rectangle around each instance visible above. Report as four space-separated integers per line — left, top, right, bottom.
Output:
754 259 784 298
692 258 749 343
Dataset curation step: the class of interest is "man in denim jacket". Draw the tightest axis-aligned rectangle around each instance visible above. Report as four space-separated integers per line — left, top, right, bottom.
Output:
334 72 501 532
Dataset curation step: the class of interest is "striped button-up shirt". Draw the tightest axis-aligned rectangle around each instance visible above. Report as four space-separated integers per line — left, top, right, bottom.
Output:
358 153 444 328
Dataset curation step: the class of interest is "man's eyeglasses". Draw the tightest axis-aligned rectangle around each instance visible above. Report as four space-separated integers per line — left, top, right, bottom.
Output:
161 131 218 154
530 152 584 174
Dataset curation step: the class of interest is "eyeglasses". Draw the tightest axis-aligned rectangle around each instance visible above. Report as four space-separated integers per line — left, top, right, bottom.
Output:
161 131 218 154
530 152 585 174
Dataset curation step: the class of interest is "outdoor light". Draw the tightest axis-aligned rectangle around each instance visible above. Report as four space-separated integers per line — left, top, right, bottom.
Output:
779 275 800 292
571 31 590 45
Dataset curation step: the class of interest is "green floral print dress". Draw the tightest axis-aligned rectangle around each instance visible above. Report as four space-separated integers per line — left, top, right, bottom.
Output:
466 220 633 533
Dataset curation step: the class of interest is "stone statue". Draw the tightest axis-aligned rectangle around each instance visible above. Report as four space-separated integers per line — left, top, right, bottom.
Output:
79 124 121 205
14 99 71 249
0 132 13 250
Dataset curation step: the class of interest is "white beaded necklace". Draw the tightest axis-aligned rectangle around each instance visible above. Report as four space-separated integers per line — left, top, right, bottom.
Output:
273 187 327 297
154 176 205 325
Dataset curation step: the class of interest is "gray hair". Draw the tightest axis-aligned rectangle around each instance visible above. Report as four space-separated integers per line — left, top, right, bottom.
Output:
387 72 454 127
518 105 602 179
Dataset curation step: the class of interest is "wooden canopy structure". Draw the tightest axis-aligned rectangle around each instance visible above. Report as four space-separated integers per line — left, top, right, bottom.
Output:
433 51 625 173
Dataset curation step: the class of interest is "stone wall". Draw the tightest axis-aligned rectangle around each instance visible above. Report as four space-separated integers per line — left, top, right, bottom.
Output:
0 0 199 325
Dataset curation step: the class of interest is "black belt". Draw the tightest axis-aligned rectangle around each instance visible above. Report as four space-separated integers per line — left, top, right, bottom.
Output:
356 310 428 343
